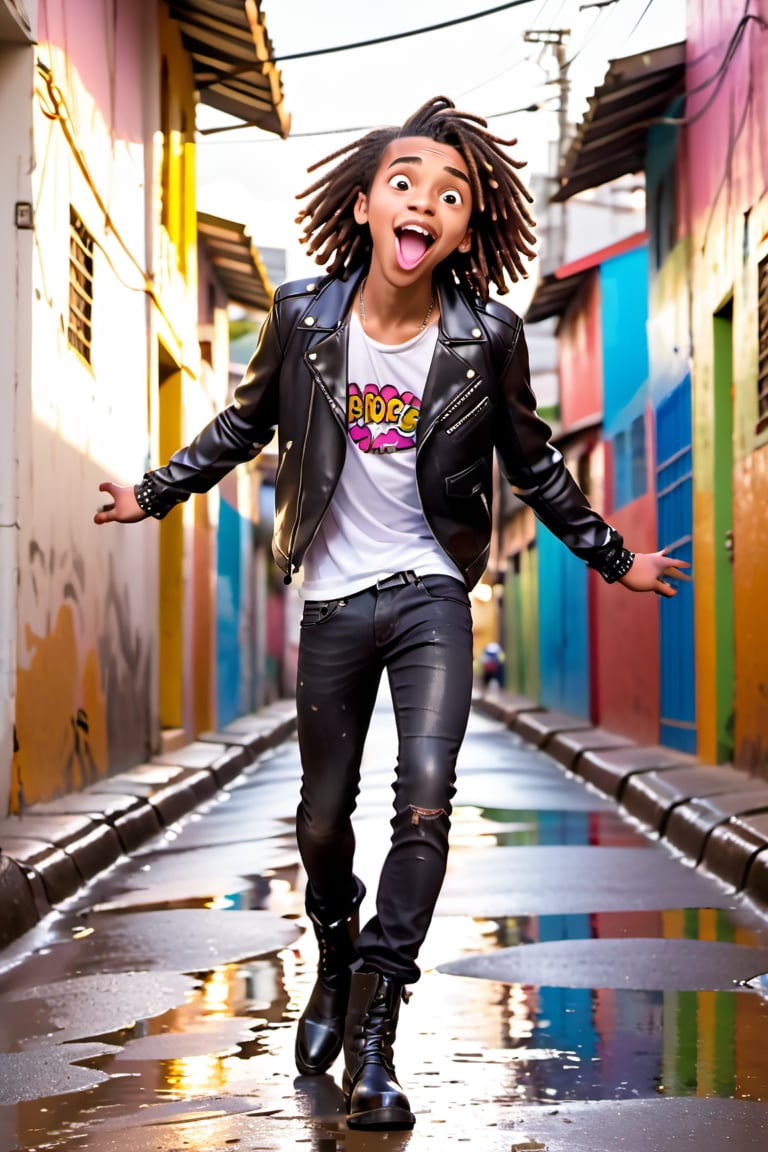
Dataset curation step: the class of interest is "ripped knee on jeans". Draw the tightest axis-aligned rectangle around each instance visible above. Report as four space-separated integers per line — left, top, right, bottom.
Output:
408 805 448 827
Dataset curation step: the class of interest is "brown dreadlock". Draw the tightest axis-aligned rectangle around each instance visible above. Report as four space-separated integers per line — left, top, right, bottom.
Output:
295 96 537 302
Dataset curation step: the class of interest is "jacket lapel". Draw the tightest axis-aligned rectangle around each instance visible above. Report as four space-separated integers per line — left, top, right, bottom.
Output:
295 268 489 439
418 278 489 447
298 271 361 420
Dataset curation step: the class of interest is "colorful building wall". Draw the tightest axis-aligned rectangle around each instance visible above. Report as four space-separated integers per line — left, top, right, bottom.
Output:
8 0 212 810
685 1 768 773
558 272 602 428
646 101 698 755
0 8 36 813
533 238 659 732
592 243 661 744
13 0 159 808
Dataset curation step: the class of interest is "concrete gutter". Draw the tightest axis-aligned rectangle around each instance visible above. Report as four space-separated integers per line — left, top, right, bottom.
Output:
0 700 297 950
473 689 768 917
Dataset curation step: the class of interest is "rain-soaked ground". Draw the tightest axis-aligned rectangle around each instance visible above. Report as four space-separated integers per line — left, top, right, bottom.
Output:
2 691 768 1151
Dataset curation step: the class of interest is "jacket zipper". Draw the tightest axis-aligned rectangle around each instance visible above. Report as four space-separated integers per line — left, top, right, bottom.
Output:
284 383 316 584
445 396 490 435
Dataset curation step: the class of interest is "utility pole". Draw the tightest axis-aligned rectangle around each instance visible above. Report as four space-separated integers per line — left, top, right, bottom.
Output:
523 28 571 267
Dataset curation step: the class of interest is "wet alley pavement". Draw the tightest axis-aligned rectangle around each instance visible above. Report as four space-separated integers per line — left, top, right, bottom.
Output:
2 694 768 1151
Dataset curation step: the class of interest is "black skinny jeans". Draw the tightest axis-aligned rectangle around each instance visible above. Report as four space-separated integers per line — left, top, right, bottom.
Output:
295 572 474 984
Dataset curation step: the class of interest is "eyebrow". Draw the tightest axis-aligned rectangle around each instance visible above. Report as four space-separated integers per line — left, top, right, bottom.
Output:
386 155 470 185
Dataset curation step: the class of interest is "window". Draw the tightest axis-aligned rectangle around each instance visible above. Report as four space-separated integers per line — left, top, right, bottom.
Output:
630 414 647 498
68 208 94 364
758 255 768 432
612 415 647 509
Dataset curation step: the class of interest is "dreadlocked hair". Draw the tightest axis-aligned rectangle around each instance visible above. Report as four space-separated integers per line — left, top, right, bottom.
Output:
295 96 537 301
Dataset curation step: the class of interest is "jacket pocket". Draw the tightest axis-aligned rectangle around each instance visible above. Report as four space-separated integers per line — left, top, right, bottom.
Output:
445 459 487 499
300 598 347 627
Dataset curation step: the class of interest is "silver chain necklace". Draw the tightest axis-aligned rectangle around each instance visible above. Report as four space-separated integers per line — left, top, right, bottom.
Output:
359 277 435 332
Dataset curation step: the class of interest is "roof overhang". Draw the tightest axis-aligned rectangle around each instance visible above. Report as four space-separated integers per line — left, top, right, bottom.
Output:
168 0 290 137
0 0 33 42
525 231 647 324
552 41 686 202
198 211 273 311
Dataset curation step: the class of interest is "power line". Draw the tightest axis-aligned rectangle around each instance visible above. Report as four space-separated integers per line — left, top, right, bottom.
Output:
198 98 559 142
270 1 539 64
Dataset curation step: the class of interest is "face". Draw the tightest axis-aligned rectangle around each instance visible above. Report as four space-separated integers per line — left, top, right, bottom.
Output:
353 136 473 284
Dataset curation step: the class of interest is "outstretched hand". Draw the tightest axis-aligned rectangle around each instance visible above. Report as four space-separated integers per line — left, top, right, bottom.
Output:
94 481 147 525
619 548 691 597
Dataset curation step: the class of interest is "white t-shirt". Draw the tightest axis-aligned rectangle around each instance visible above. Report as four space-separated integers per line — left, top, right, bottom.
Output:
300 314 464 599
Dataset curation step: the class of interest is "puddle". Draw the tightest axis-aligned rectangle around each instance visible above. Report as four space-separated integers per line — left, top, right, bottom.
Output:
451 805 650 849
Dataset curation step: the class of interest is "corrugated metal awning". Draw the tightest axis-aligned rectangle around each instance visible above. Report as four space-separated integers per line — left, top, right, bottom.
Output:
525 269 591 325
0 0 33 41
525 231 647 324
168 0 290 137
552 41 685 203
198 212 273 311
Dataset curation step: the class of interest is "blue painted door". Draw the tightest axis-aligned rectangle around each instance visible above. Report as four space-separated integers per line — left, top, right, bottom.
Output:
537 524 590 718
655 377 696 751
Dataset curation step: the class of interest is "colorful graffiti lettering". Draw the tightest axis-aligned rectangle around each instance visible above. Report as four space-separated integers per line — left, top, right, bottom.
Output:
348 383 420 453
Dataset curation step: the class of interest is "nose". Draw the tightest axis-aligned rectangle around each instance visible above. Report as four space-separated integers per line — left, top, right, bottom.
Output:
407 191 435 215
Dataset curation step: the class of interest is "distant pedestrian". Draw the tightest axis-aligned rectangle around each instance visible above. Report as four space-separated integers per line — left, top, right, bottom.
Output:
94 96 689 1131
481 641 505 690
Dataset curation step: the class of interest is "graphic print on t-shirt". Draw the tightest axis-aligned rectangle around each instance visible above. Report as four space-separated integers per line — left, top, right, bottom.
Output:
348 381 420 454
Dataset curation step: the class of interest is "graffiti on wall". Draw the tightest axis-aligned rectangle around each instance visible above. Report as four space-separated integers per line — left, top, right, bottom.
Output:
13 538 152 811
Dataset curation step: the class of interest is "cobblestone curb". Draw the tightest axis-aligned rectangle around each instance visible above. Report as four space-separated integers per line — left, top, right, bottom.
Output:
472 688 768 916
0 700 297 951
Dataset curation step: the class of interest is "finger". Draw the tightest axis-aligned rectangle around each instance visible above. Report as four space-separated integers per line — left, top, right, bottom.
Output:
98 481 116 495
655 581 677 598
664 567 693 582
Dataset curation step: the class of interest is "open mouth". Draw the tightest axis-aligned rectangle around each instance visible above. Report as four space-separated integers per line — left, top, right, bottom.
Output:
395 225 435 271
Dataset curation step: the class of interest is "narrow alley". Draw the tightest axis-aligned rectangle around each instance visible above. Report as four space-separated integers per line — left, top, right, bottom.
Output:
1 692 768 1151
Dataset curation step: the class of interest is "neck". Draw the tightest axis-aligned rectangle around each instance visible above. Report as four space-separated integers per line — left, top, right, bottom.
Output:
357 271 436 344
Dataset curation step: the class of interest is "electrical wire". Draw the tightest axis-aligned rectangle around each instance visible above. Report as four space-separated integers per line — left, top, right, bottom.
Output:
199 96 559 141
700 72 754 253
270 1 540 63
34 60 196 376
653 11 766 127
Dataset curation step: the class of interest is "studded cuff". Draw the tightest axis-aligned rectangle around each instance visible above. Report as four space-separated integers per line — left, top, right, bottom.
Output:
598 545 635 584
134 474 184 520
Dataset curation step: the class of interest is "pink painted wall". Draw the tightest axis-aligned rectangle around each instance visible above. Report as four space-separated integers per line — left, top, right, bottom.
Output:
685 2 768 232
558 272 603 428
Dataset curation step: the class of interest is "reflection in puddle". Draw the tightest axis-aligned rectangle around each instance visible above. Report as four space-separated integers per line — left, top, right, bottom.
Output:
451 804 651 849
5 811 768 1150
6 912 768 1150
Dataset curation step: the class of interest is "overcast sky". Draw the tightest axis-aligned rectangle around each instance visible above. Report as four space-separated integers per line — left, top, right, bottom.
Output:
196 0 686 293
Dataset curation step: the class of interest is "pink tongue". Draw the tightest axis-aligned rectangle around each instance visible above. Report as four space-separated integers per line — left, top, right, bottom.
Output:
397 230 429 270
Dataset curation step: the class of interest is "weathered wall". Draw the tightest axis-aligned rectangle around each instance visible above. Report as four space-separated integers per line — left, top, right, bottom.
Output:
12 0 170 806
686 0 768 773
0 18 36 815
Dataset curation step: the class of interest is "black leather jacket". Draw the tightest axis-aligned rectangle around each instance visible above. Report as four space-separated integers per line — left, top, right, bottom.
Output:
146 266 624 589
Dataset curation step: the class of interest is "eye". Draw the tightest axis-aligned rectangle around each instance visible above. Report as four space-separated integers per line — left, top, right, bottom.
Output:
388 174 412 192
441 188 464 207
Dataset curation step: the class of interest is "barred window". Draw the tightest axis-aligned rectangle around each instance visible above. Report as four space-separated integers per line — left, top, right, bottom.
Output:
613 414 647 509
758 255 768 432
68 208 94 365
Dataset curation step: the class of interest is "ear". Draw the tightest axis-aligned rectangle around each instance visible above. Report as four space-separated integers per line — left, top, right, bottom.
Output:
353 191 369 225
457 230 472 254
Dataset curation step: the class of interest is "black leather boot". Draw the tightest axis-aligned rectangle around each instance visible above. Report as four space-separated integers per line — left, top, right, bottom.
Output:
295 877 365 1076
342 970 415 1130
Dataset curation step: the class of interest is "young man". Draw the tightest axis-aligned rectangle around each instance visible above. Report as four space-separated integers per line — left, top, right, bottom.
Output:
95 97 688 1131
